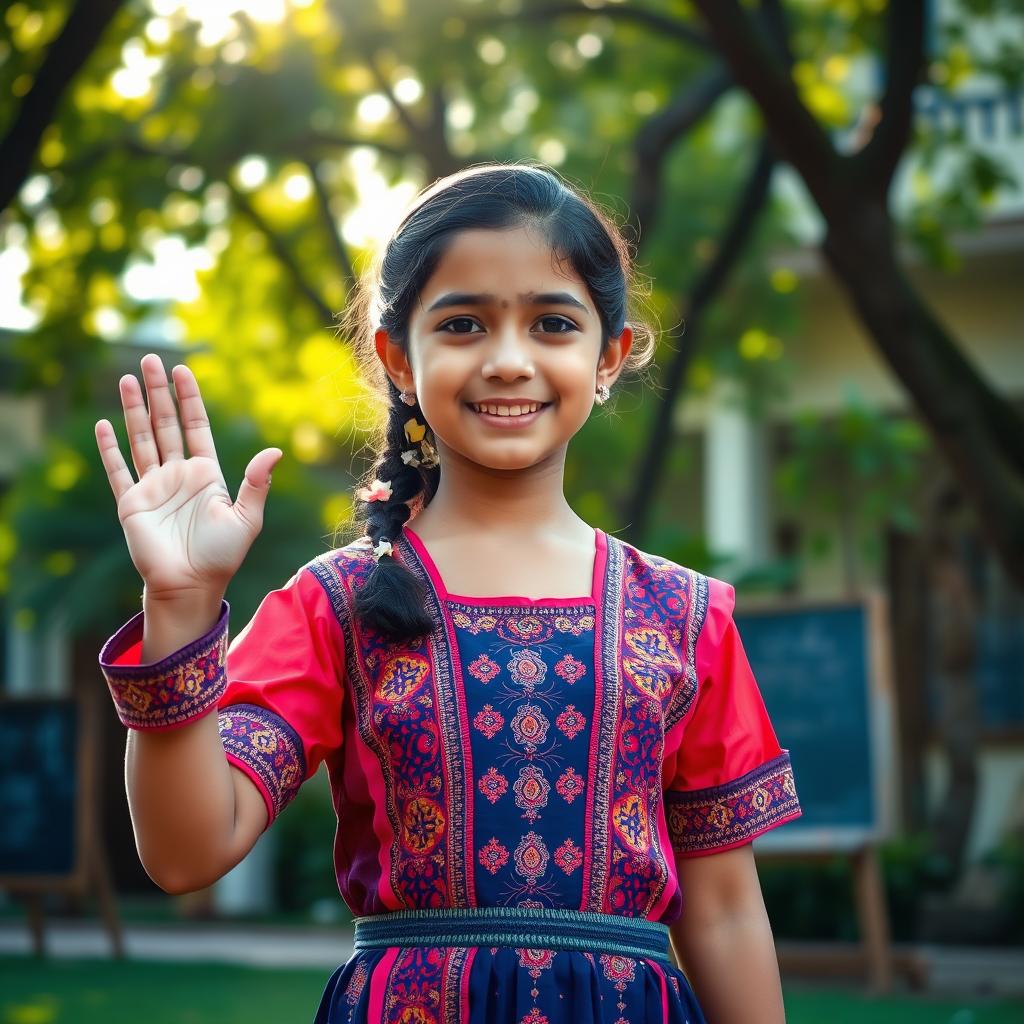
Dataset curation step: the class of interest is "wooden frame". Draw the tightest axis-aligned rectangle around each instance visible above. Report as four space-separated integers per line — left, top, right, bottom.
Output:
0 687 123 957
731 587 913 992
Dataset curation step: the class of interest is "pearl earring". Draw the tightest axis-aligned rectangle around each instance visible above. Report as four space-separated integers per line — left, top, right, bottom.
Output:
595 384 611 405
400 389 417 406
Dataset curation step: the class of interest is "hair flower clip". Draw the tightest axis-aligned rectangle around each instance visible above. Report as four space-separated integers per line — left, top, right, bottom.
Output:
403 417 426 444
356 478 393 502
400 449 421 467
418 438 440 468
372 538 393 561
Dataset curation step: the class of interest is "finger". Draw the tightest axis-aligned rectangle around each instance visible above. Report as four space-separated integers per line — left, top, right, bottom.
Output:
140 353 185 462
170 363 219 461
94 419 137 505
120 373 161 478
232 449 282 532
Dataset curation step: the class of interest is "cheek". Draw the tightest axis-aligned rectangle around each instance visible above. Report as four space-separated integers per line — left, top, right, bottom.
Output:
550 352 599 399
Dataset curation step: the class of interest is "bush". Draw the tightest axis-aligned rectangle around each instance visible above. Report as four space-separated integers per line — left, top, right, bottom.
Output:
758 832 956 942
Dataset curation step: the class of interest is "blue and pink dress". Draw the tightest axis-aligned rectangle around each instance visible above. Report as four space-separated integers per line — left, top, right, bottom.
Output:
99 525 802 1024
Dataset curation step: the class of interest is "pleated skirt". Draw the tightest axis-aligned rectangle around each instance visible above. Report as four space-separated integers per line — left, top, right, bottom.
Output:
312 908 707 1024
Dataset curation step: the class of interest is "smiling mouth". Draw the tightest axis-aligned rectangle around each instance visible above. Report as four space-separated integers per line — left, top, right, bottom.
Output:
467 401 552 418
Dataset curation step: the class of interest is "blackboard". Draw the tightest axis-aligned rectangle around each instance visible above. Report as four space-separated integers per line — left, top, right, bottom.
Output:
734 592 896 852
926 605 1024 729
975 608 1024 726
0 699 79 877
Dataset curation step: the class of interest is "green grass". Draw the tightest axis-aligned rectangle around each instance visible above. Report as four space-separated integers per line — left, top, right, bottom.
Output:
0 957 1021 1024
0 958 328 1024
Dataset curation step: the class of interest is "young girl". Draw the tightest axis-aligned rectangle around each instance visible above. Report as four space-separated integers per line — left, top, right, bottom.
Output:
95 163 802 1024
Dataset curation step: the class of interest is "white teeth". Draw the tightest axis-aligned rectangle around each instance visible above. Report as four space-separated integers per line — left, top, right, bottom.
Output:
473 402 542 416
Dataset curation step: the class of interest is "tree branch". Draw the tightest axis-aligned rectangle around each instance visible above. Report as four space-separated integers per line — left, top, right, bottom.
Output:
0 0 124 214
852 0 927 195
690 0 839 204
295 130 407 161
304 158 356 290
227 184 336 326
364 54 459 178
478 2 712 51
623 138 777 545
628 63 733 246
58 130 406 183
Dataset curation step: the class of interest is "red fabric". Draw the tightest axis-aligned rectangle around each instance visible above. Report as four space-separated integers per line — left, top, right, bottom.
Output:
669 575 786 793
216 568 346 819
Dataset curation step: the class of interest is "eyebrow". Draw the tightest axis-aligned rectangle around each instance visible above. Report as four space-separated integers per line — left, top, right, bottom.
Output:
424 291 590 315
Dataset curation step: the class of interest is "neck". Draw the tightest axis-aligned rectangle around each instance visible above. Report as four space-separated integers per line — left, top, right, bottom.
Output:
410 442 588 541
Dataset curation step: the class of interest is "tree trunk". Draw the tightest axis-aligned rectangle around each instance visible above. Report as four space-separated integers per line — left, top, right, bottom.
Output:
0 0 124 214
925 477 981 879
819 202 1024 590
885 523 930 834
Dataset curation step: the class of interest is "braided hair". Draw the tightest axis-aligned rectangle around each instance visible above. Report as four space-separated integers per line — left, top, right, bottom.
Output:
336 161 656 644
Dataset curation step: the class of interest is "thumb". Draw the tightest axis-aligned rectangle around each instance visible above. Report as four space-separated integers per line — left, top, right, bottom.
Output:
233 448 283 530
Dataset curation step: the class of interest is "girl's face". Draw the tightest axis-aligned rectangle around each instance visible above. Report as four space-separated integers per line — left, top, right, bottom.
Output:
376 225 632 473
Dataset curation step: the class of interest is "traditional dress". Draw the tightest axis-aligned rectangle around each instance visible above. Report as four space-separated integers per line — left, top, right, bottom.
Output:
99 525 802 1024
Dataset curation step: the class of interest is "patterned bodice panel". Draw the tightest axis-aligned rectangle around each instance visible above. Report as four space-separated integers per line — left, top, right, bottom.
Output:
308 531 708 921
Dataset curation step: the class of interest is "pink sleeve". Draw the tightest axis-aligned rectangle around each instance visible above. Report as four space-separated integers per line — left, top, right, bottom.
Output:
98 566 345 831
663 575 802 857
216 567 345 830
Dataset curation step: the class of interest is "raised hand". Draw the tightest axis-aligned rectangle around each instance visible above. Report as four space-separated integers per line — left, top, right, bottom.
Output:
95 353 282 603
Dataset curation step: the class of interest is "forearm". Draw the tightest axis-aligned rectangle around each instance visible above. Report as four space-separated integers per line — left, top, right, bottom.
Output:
672 906 786 1024
126 594 240 894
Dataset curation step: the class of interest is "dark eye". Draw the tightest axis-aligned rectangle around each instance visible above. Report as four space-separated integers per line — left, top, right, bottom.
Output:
439 316 482 334
537 316 578 333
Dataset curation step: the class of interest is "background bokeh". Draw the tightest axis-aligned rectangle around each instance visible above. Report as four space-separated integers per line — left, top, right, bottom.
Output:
1 0 1023 1020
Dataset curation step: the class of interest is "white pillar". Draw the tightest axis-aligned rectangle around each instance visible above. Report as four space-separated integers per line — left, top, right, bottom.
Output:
40 608 71 696
4 614 36 695
212 826 277 915
703 377 773 579
3 610 71 696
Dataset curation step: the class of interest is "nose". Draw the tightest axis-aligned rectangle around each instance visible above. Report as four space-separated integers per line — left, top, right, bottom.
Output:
481 324 535 383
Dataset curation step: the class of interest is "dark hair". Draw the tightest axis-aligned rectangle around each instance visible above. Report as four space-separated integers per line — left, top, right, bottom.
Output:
334 161 656 643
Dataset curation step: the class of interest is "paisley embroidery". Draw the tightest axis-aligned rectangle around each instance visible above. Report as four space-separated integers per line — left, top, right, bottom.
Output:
555 705 586 740
468 653 500 683
554 652 587 685
478 766 509 804
510 704 550 751
479 837 510 874
554 838 583 874
556 767 585 803
513 764 551 821
507 648 547 691
473 703 504 739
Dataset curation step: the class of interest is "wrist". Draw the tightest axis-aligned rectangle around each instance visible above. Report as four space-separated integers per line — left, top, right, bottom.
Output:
141 590 227 663
99 598 230 731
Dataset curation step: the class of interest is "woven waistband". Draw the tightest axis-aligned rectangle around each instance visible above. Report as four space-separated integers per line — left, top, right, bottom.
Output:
352 907 671 962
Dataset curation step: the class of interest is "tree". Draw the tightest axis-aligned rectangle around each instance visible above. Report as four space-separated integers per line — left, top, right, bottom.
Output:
1 0 1020 589
689 0 1024 588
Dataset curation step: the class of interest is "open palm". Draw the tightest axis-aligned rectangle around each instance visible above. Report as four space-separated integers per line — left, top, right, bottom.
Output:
95 353 282 601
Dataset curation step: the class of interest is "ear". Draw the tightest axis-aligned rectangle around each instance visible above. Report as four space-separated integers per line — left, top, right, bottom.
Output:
597 323 634 388
374 328 415 393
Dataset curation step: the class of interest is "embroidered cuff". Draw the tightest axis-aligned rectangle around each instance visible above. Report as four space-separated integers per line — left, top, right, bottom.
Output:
218 704 306 828
98 600 230 731
664 750 802 857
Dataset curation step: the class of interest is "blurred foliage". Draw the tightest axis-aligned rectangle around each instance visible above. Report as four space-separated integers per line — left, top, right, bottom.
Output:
0 0 1020 623
0 401 343 626
774 387 930 587
983 834 1024 943
759 832 957 943
273 764 346 918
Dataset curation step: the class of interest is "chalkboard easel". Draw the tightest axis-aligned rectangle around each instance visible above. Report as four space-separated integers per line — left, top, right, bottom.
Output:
0 688 124 957
734 587 927 992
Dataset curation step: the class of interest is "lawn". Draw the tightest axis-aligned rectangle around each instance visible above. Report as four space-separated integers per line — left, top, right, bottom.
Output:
0 957 1021 1024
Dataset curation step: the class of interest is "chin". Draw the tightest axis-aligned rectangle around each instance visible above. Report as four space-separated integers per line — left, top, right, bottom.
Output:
465 446 552 472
